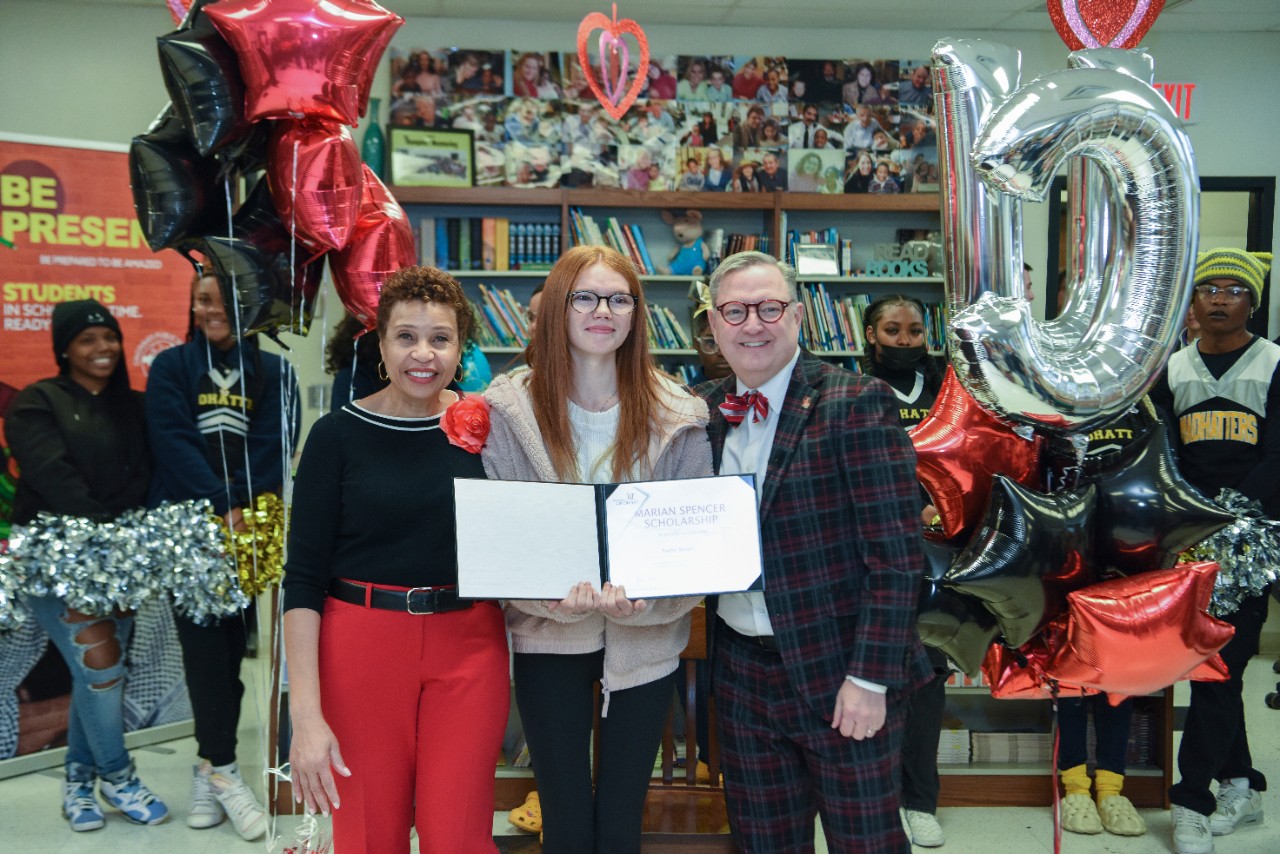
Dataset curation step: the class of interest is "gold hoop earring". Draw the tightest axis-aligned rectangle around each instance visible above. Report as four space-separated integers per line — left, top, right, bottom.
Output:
454 363 465 383
377 361 389 381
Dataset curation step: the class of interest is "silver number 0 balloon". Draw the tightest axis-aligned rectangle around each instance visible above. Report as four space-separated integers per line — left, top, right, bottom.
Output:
933 39 1199 433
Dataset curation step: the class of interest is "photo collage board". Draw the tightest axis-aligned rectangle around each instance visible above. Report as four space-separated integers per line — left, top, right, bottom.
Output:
387 50 938 194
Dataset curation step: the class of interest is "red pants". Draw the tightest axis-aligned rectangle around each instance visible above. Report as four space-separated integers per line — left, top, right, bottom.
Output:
318 597 509 854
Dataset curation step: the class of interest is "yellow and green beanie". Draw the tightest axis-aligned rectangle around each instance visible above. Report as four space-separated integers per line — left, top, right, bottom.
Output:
1194 248 1273 305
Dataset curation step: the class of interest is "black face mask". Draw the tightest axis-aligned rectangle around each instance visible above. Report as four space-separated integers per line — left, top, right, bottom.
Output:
877 343 927 371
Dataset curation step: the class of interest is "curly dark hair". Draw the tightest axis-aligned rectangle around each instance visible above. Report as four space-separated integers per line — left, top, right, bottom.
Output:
375 266 474 345
324 313 381 375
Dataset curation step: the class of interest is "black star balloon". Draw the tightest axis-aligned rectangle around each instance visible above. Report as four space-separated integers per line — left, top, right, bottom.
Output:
944 476 1096 648
917 538 1000 675
157 2 250 157
1085 420 1234 576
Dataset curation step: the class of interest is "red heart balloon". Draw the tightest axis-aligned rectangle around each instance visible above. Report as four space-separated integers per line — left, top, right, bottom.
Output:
577 8 649 121
331 165 416 329
268 120 364 252
1047 0 1166 51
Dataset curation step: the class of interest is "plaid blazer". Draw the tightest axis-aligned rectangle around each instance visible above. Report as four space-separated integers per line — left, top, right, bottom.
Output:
699 352 932 715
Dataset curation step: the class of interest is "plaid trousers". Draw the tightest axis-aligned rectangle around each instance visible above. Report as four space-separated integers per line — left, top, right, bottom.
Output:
713 625 910 854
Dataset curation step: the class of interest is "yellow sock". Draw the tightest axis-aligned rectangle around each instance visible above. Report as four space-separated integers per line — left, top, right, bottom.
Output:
1095 769 1124 803
1060 763 1091 797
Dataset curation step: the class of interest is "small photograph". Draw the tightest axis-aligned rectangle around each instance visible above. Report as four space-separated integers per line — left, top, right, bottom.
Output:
559 53 596 101
561 100 625 156
675 147 709 191
619 144 676 191
788 103 845 150
844 150 875 194
643 55 679 100
678 106 726 148
503 97 563 146
841 59 899 107
676 56 714 101
897 60 934 108
697 145 733 192
446 49 506 95
729 56 787 102
389 93 449 129
504 140 562 188
474 141 506 187
389 48 451 99
560 143 620 188
896 109 940 192
788 149 845 194
509 50 563 99
727 103 787 148
389 127 475 188
785 58 845 104
867 156 903 195
701 57 736 103
442 95 507 141
842 104 895 154
622 100 680 147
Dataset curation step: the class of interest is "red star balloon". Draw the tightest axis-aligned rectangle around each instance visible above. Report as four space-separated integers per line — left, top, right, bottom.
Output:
205 0 403 125
1045 562 1235 700
981 618 1094 700
268 120 363 251
910 367 1043 542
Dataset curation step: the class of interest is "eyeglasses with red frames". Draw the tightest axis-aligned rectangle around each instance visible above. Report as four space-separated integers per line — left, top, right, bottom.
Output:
714 299 791 326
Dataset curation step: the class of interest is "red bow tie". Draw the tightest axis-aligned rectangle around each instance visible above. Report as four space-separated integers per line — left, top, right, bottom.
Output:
720 391 768 427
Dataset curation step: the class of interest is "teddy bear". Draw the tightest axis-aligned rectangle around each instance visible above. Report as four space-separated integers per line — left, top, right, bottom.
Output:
661 209 710 276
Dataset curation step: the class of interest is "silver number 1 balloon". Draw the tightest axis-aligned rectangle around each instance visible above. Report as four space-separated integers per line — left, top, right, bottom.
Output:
934 39 1199 433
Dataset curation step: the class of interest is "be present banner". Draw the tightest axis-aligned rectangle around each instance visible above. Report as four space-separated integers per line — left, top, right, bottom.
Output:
0 135 191 393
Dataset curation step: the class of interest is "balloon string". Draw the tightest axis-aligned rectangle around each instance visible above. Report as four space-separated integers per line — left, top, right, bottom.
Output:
1050 689 1062 854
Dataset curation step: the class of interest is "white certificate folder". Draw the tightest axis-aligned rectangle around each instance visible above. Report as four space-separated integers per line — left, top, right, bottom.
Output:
454 474 763 600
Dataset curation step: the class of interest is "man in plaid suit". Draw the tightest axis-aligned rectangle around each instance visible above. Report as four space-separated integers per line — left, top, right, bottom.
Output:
696 251 932 853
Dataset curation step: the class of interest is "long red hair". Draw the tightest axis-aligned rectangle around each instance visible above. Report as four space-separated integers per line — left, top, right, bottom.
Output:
525 245 666 481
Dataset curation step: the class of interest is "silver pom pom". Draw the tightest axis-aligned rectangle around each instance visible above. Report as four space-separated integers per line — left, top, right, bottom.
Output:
1186 489 1280 617
0 537 30 630
151 500 250 625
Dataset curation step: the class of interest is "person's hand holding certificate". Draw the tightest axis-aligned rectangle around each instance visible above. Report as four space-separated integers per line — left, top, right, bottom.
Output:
454 474 763 599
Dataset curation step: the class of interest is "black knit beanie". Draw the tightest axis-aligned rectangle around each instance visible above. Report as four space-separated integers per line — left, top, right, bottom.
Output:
52 299 122 370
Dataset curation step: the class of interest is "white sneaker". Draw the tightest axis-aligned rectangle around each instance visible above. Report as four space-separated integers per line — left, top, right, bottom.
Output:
903 808 945 847
1209 781 1263 835
188 763 225 829
62 780 105 832
1171 805 1214 854
210 769 267 841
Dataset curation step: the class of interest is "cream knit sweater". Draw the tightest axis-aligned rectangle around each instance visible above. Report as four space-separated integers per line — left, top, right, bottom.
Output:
481 370 713 707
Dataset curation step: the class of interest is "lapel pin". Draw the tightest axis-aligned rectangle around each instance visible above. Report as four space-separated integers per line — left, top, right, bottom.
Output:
801 395 812 410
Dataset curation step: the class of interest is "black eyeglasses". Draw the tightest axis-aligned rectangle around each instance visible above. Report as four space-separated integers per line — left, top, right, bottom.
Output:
714 299 791 326
1193 284 1250 302
567 291 637 315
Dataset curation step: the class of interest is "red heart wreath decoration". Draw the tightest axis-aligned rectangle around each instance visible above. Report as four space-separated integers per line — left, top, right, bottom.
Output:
577 5 649 121
1048 0 1165 51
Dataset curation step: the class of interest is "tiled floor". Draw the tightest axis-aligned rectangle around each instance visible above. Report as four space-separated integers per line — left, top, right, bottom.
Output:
2 659 1277 853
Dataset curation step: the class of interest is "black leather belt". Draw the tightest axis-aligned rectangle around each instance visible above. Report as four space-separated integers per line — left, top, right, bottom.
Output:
328 579 471 615
721 622 780 653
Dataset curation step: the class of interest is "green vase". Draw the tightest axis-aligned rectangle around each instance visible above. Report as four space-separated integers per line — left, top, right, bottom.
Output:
362 97 386 179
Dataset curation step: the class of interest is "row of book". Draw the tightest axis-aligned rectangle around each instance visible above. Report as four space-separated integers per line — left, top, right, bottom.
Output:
798 285 947 354
471 283 531 348
418 217 562 271
568 208 658 274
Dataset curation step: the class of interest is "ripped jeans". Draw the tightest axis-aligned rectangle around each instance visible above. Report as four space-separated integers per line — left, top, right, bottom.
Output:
25 595 134 784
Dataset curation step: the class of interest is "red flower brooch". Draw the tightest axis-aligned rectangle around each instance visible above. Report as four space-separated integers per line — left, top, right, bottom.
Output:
442 395 490 453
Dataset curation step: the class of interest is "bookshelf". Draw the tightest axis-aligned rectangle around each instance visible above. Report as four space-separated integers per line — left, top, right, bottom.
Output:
937 675 1174 808
393 186 945 381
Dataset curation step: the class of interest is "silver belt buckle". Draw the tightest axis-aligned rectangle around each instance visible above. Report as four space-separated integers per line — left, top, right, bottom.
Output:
405 587 433 615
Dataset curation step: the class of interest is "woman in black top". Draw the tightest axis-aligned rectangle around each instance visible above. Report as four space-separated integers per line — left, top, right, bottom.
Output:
283 267 508 854
859 295 947 847
5 300 169 831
